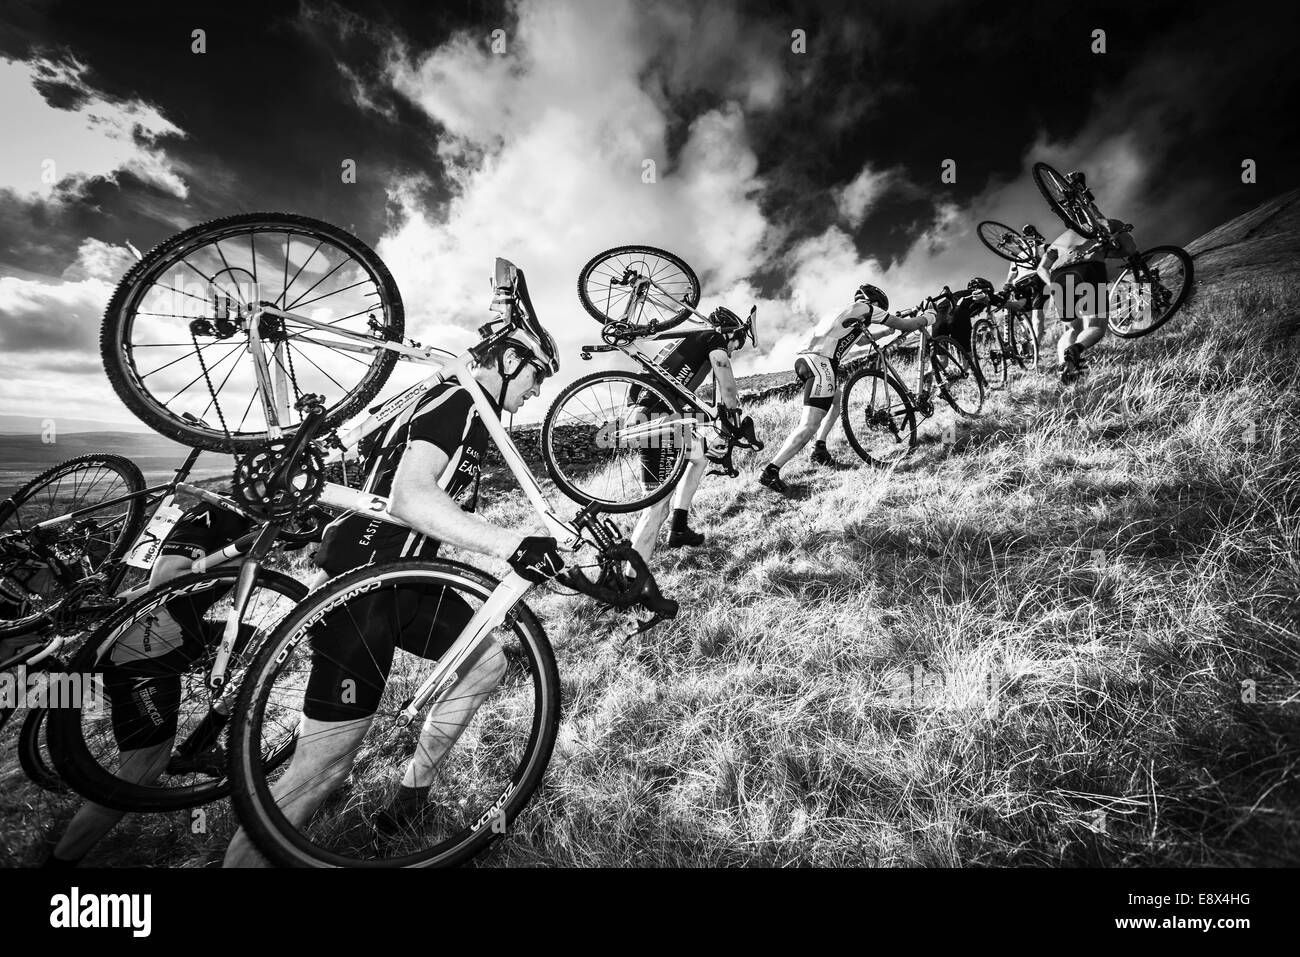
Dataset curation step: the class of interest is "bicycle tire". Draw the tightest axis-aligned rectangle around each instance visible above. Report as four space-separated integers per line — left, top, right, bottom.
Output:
1107 245 1194 339
970 316 1008 391
1009 315 1040 373
101 213 404 453
931 336 984 417
977 221 1036 265
541 370 693 513
1032 162 1098 239
230 559 559 868
0 454 147 639
46 567 305 812
18 706 64 792
839 367 917 467
576 245 700 333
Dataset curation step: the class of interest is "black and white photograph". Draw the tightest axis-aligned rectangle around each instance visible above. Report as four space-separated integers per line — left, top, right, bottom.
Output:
0 0 1295 931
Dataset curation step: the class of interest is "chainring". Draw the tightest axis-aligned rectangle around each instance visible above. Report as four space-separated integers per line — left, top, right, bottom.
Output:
232 443 326 520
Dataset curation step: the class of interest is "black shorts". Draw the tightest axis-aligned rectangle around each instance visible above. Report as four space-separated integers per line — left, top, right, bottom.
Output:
103 619 254 750
1051 260 1108 321
632 397 684 487
303 583 476 722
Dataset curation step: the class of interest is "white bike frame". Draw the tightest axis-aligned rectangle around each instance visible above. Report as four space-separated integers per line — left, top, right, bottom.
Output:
200 302 590 730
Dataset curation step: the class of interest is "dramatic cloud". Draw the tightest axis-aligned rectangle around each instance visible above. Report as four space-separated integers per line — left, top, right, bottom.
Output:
0 55 187 198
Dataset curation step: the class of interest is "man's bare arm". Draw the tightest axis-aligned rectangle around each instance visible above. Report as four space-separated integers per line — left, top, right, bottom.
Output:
387 440 530 561
709 349 739 408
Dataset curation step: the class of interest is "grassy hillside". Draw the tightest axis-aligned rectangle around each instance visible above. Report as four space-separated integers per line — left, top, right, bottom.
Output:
3 196 1298 867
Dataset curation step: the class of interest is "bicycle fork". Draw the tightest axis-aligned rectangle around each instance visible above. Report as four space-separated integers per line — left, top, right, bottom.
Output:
394 571 532 728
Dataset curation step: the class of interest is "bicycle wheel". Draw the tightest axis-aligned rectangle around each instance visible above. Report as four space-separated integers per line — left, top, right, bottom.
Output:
1107 245 1194 339
1008 314 1039 374
840 368 917 466
18 706 64 792
977 221 1036 264
0 454 146 639
576 245 700 334
1032 162 1098 239
47 567 305 812
931 336 984 417
541 371 692 512
101 213 404 453
970 316 1008 391
230 559 559 868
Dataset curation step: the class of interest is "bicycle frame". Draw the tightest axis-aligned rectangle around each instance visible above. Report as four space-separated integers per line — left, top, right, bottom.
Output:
203 348 592 736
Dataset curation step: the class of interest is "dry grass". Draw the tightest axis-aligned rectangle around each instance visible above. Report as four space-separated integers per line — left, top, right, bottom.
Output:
3 281 1298 867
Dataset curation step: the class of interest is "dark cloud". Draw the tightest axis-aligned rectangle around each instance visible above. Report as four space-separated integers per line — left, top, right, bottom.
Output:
1 0 1297 294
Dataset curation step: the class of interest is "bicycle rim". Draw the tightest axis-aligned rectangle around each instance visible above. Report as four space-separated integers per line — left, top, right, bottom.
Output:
970 317 1008 391
0 455 145 634
101 213 403 453
1032 162 1096 238
1108 246 1193 339
541 371 692 512
576 245 700 332
231 560 559 867
931 338 984 417
977 221 1035 264
840 369 916 466
48 568 304 812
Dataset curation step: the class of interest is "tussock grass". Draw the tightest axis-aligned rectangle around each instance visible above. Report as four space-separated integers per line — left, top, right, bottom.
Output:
3 281 1298 867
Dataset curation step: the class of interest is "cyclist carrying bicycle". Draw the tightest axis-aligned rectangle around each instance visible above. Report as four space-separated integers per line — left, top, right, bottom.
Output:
1035 176 1141 382
931 277 996 353
759 283 932 494
42 503 255 868
223 277 565 866
630 306 756 556
999 223 1049 355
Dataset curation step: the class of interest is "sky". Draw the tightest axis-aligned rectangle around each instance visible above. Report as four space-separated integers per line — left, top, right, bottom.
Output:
1 0 1298 427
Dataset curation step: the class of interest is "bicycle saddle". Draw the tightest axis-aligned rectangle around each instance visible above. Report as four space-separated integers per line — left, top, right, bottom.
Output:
493 258 549 343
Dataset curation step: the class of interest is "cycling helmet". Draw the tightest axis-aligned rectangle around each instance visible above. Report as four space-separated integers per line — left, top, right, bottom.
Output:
967 276 995 296
709 305 745 336
1021 223 1041 239
853 283 889 311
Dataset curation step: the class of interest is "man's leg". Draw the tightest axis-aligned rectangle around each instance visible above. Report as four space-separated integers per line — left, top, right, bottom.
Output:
770 406 828 469
223 714 372 867
48 741 172 864
403 641 507 788
1057 317 1083 366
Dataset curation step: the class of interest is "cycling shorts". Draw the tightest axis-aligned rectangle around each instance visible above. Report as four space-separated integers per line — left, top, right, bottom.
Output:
795 353 837 410
303 583 475 722
103 618 254 750
1051 260 1108 321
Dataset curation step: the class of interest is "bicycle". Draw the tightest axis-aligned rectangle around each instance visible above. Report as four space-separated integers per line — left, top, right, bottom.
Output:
0 438 322 643
1 443 322 793
838 305 985 466
541 245 763 512
1031 162 1194 339
224 402 677 866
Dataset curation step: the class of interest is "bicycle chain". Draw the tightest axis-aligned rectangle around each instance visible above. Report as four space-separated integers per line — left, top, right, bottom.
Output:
191 326 232 440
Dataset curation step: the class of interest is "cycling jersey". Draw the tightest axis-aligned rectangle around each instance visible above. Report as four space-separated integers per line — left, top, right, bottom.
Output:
803 301 879 363
315 379 492 575
636 329 729 485
103 503 255 750
651 329 729 393
306 377 501 722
